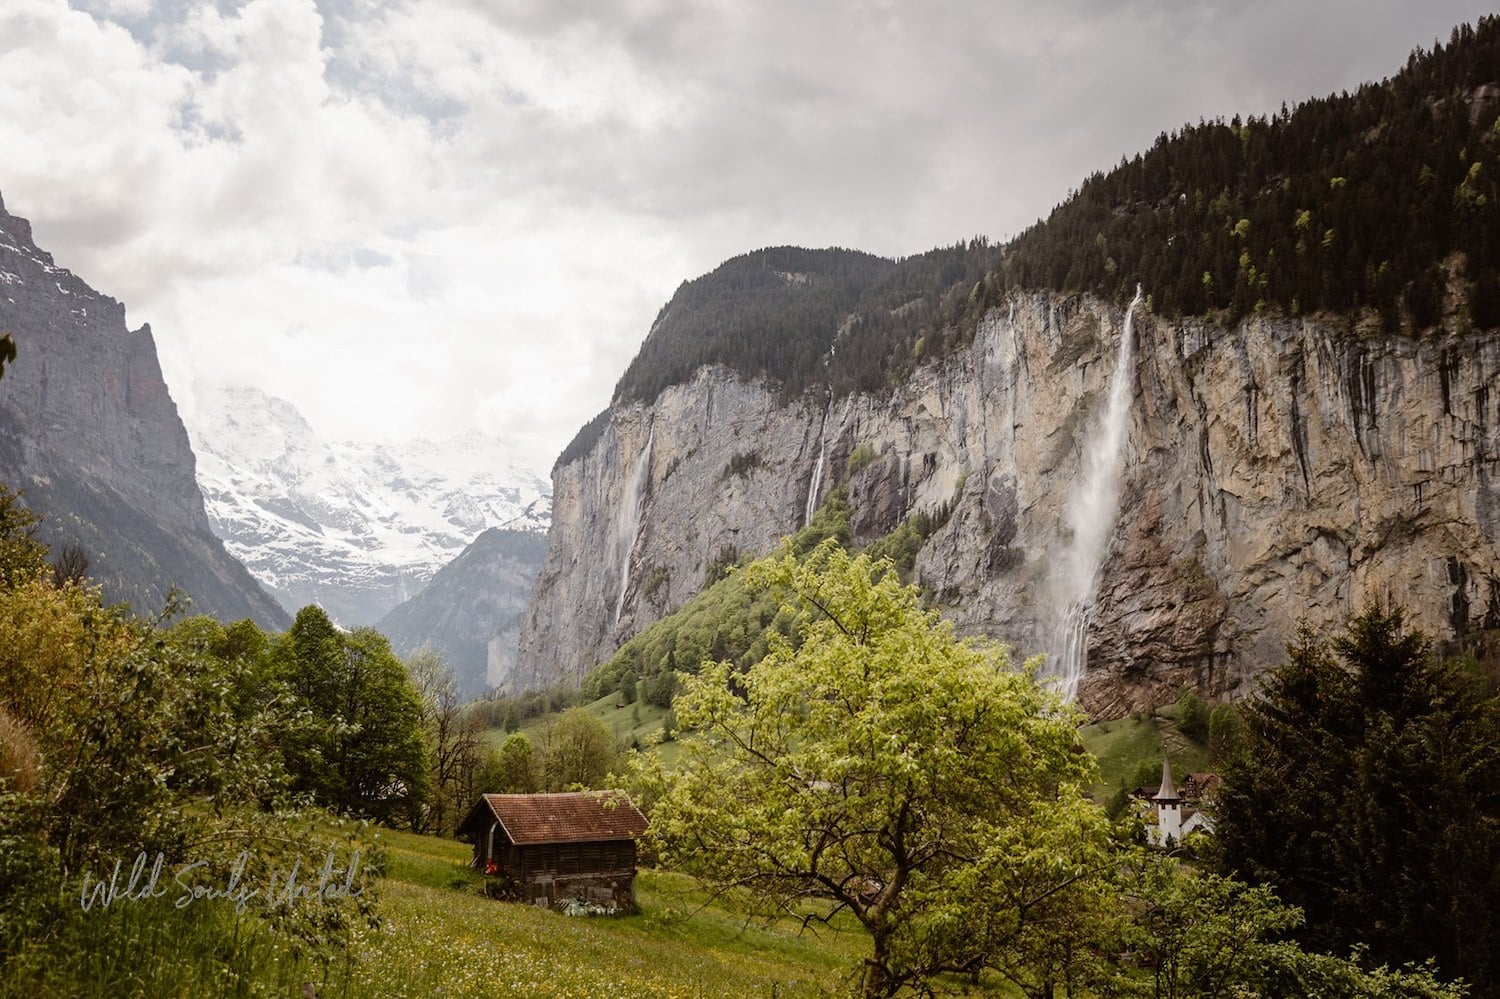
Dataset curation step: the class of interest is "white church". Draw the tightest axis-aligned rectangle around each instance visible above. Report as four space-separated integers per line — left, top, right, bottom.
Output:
1138 757 1218 847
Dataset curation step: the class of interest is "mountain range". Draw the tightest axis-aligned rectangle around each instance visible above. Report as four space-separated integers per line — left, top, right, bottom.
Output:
188 384 550 627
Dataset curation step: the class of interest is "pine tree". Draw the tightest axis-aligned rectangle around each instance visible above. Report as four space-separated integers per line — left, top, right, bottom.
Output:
1214 608 1500 996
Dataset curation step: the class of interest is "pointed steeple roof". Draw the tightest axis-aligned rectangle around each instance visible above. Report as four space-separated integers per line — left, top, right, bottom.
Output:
1155 757 1180 803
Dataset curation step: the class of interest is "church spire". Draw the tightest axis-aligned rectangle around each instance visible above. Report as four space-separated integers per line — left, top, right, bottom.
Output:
1156 756 1180 803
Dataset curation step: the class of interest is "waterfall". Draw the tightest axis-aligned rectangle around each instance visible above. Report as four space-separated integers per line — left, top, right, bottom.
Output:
804 395 831 527
805 439 827 527
613 428 654 625
1049 286 1144 700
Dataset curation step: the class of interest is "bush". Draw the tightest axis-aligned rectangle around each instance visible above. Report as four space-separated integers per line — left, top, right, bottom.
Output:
1176 687 1210 744
1208 702 1242 758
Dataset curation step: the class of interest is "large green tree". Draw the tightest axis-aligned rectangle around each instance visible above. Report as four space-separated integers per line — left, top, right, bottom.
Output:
650 541 1113 998
274 607 429 825
539 706 618 791
1214 607 1500 997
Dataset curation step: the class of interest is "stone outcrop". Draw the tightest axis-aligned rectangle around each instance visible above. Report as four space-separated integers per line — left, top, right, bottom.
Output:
0 193 287 627
518 291 1500 713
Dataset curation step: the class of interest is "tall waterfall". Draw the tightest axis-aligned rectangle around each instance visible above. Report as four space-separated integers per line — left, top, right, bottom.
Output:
1049 286 1144 700
805 439 827 527
613 428 654 625
804 395 831 527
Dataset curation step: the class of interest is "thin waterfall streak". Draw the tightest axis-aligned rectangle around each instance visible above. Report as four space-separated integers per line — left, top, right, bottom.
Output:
805 439 827 527
613 428 654 625
804 395 831 527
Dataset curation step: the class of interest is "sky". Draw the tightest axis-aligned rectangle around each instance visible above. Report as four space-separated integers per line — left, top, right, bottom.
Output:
0 0 1492 469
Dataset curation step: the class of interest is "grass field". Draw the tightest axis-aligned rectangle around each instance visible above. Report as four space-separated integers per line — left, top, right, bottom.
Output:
349 827 871 998
1079 704 1215 798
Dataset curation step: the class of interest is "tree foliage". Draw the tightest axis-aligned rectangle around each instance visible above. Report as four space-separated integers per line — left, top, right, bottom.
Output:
0 486 48 590
539 707 618 791
0 555 383 982
650 540 1112 997
1214 607 1500 997
482 732 540 794
408 649 485 835
1120 853 1465 999
272 607 430 825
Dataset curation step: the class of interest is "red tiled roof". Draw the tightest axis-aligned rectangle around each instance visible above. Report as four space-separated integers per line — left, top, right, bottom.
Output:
475 791 649 845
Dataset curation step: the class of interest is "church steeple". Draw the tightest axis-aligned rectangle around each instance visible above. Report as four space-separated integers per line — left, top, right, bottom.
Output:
1153 756 1183 846
1156 756 1180 803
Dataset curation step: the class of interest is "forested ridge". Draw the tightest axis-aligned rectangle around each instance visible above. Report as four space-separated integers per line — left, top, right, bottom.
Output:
558 241 994 467
560 18 1500 472
991 17 1500 328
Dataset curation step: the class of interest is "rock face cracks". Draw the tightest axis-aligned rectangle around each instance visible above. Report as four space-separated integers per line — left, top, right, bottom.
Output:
520 291 1500 713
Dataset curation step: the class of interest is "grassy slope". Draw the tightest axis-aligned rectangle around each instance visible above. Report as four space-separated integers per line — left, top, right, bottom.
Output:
1079 704 1216 797
356 828 873 998
486 693 684 765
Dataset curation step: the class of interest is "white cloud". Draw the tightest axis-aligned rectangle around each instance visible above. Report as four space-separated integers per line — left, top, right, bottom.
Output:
0 0 1495 470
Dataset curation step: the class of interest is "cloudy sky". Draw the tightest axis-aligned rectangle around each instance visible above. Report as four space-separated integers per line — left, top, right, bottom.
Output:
0 0 1491 468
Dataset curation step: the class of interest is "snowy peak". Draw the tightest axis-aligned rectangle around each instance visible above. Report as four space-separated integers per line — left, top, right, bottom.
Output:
189 384 551 625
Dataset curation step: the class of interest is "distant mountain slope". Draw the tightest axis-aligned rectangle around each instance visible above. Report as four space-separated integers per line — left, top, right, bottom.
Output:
557 241 995 468
189 384 550 625
376 528 548 697
0 193 286 627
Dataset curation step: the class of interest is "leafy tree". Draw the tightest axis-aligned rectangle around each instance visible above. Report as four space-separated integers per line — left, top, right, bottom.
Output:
1176 687 1210 744
539 707 618 790
0 487 47 589
1120 853 1465 999
480 732 539 794
0 540 382 984
409 649 483 835
651 540 1111 998
1207 702 1241 758
273 607 429 825
1214 607 1500 996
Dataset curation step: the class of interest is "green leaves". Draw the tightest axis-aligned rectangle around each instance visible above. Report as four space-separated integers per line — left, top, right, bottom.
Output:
272 608 429 825
654 539 1109 996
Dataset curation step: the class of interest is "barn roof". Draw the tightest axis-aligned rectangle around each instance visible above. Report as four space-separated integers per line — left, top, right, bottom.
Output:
462 791 649 845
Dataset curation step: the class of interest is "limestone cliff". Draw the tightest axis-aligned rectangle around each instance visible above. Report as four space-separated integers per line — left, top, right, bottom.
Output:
517 292 1500 713
0 193 287 627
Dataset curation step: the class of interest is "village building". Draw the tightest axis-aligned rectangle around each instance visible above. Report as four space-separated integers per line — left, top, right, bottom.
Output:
1132 758 1218 847
458 791 649 911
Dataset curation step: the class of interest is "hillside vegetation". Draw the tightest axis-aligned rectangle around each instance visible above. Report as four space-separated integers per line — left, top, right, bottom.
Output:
993 18 1500 328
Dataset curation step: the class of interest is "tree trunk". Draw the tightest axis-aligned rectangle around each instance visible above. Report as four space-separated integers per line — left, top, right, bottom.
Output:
862 932 892 998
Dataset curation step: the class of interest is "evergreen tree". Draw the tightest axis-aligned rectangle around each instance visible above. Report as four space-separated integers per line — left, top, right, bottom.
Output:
1215 607 1500 996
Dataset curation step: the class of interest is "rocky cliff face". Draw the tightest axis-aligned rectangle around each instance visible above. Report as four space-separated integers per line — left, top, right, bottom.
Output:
517 291 1500 713
0 193 287 627
377 528 548 697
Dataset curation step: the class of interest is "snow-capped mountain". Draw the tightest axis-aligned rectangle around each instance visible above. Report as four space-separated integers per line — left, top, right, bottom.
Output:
188 384 551 626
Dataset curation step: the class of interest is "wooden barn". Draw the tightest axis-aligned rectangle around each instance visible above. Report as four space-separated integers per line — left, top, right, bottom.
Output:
458 791 649 911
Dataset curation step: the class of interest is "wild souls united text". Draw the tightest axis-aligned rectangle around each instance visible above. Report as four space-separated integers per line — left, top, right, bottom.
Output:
78 849 364 914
